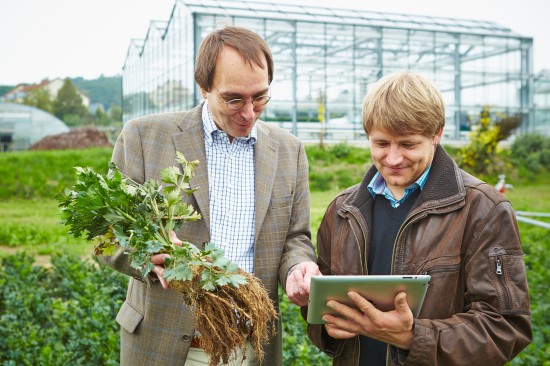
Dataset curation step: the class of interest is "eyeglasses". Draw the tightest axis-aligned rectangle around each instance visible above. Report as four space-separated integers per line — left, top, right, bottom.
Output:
219 94 271 110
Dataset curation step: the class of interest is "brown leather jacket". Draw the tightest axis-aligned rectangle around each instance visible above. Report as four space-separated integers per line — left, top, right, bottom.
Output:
305 146 532 366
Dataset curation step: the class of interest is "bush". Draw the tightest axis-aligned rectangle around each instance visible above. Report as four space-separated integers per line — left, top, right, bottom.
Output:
0 253 127 366
331 143 351 159
306 144 370 191
457 107 521 176
511 133 550 176
309 171 333 191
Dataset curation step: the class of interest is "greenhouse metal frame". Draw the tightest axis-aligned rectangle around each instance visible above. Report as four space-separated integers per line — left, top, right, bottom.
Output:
122 0 537 142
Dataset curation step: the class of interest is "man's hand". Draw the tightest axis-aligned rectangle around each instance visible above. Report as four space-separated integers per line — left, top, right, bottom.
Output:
150 231 182 289
322 291 414 350
286 261 321 306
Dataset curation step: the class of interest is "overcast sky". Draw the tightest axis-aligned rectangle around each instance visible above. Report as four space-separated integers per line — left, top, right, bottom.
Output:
1 0 549 86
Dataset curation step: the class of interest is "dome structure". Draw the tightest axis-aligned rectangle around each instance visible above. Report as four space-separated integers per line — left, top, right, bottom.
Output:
0 102 69 151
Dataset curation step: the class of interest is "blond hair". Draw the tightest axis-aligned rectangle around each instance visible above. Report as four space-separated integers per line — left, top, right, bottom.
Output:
362 71 445 137
194 26 274 92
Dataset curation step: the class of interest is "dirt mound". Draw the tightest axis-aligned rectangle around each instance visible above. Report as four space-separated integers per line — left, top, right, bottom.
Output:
28 127 113 150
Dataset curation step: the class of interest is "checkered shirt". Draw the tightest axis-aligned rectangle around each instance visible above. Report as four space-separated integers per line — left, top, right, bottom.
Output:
201 101 257 273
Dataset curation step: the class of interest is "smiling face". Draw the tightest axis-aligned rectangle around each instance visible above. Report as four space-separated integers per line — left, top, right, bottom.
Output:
369 128 442 199
200 45 270 141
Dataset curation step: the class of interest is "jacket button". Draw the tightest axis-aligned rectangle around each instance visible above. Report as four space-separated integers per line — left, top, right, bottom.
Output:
182 334 191 342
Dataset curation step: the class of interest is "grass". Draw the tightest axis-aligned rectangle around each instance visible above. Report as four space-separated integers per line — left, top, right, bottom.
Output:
0 190 343 259
1 182 548 257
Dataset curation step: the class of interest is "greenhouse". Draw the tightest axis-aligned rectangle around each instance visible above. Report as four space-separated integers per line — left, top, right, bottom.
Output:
534 70 550 135
122 0 540 142
0 103 69 151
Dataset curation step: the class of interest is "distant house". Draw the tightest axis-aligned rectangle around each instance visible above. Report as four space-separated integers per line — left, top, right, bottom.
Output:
1 84 28 103
0 78 90 107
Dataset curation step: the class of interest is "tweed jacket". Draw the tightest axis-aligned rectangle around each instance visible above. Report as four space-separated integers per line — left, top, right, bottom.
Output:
305 146 532 366
99 103 316 365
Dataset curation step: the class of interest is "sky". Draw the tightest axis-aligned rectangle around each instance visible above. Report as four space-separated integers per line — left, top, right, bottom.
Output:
1 0 549 86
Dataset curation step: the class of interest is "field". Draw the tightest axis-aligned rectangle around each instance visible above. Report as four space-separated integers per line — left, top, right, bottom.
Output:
0 146 549 365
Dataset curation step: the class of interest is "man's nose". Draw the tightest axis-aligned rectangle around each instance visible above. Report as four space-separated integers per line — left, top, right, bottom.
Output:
240 101 256 121
386 146 403 165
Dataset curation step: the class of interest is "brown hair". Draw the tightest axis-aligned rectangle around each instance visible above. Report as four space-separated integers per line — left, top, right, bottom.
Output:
194 26 274 92
362 71 445 137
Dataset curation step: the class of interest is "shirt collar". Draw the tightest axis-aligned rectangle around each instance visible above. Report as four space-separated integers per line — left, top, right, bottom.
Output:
367 165 432 199
201 101 257 145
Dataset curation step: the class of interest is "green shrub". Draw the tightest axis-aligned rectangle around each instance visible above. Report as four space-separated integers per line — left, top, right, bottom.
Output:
331 143 351 159
457 107 521 176
336 168 357 189
306 143 370 191
0 253 126 365
511 133 550 176
309 171 332 191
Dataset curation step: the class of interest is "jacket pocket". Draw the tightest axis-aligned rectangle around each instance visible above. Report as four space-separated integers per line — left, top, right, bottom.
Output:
270 194 293 209
116 301 144 333
488 245 529 313
420 262 461 318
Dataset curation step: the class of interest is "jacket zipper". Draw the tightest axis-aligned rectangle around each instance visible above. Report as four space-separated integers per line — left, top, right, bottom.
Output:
341 206 369 366
495 255 512 309
343 206 369 275
390 211 428 274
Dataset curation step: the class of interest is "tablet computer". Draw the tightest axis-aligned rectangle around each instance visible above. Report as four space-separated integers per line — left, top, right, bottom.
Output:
306 275 431 324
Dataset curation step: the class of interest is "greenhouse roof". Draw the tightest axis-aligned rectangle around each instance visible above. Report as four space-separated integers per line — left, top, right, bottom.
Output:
177 0 525 38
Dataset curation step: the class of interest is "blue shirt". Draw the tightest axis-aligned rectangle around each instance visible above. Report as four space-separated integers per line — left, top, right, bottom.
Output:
202 101 257 273
367 166 431 208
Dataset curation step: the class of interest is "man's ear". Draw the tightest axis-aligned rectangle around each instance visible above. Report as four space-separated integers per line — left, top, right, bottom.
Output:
199 87 208 99
433 128 444 145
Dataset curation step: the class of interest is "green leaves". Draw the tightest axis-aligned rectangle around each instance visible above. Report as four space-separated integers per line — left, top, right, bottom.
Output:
57 152 247 291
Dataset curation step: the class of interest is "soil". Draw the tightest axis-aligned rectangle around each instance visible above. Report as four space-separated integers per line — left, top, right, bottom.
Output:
28 127 113 150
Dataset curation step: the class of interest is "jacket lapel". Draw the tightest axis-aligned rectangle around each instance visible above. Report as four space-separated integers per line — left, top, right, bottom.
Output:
254 122 278 241
171 105 211 232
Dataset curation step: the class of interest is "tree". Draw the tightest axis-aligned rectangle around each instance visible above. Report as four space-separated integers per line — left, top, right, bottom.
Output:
457 106 522 176
54 78 89 122
109 105 122 123
94 105 111 126
22 88 54 114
